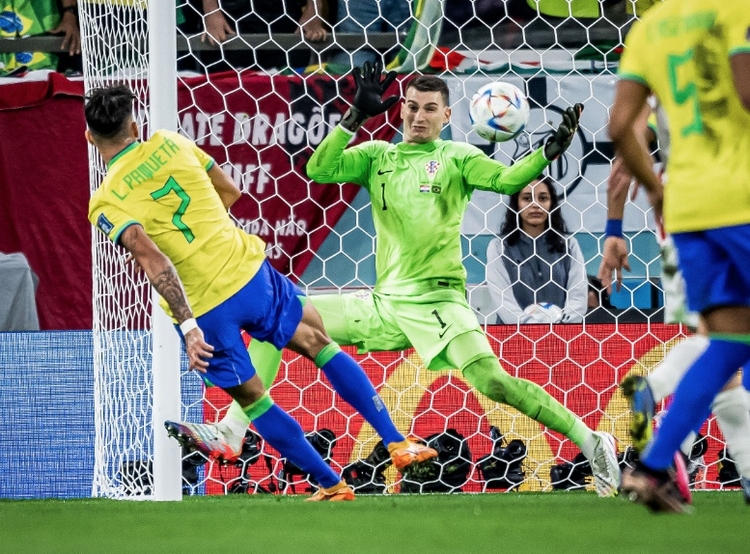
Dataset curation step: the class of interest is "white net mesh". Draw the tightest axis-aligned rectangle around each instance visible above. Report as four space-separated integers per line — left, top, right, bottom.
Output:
84 0 738 498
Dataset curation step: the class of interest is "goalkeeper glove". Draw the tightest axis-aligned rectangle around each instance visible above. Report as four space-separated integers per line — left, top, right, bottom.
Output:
544 103 584 160
341 61 399 132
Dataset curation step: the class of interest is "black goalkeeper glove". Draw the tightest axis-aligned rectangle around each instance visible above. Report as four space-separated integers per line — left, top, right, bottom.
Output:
341 61 399 132
544 103 584 160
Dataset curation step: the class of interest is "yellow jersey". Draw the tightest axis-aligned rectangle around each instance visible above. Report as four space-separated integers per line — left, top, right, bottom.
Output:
89 130 266 318
619 0 750 233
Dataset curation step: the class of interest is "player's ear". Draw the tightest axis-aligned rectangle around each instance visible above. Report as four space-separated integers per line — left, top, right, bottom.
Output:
130 120 138 138
444 106 451 123
84 129 95 145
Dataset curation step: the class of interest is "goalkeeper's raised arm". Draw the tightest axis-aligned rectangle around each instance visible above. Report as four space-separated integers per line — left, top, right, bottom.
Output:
308 61 583 197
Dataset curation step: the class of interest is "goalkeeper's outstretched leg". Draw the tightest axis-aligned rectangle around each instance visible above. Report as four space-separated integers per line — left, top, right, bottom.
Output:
452 331 622 497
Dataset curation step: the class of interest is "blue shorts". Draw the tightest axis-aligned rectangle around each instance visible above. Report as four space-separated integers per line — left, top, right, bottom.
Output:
672 224 750 315
187 259 304 389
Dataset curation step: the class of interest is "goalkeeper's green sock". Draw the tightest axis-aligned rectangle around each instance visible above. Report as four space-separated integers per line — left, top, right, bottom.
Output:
462 355 593 449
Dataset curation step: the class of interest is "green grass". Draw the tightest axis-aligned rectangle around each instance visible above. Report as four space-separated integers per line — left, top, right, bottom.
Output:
1 492 748 554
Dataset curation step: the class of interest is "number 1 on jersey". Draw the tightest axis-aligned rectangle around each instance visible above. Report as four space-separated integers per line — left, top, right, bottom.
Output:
151 176 195 243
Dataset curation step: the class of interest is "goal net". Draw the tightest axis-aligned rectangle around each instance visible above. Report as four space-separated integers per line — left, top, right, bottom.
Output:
82 0 734 498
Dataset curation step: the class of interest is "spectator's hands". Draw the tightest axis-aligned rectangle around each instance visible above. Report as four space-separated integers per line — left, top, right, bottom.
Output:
297 10 328 42
598 236 630 293
183 327 214 373
50 10 81 56
544 104 583 161
202 10 235 46
352 61 399 118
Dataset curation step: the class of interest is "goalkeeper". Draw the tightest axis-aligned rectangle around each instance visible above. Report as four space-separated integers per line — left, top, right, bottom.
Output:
84 84 436 502
219 62 621 496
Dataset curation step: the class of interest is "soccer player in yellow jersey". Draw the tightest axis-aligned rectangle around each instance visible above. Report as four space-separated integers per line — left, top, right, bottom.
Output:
609 0 750 512
85 85 436 501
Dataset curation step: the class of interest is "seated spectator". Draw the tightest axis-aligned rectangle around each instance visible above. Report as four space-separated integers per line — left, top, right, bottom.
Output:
199 0 328 72
0 0 80 77
328 0 411 69
486 176 588 324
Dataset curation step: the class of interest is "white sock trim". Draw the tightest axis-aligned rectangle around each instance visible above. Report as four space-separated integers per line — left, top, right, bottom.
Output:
647 335 709 401
712 386 750 478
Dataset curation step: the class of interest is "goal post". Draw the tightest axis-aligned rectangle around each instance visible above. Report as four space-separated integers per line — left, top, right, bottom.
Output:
147 0 183 502
82 0 184 499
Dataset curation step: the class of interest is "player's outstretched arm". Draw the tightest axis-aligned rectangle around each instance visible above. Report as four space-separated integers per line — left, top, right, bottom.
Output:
465 103 584 196
120 225 214 372
609 80 663 216
340 61 399 133
598 156 632 293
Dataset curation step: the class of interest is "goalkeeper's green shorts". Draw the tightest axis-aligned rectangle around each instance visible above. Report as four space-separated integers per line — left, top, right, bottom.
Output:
310 288 492 370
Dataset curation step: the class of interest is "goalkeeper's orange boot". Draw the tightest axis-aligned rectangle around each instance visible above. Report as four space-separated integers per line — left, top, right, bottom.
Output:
164 420 244 464
305 481 355 502
388 438 438 471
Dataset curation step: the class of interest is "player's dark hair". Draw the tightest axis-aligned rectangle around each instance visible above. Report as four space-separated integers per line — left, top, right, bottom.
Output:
84 85 136 140
406 75 449 106
500 175 569 253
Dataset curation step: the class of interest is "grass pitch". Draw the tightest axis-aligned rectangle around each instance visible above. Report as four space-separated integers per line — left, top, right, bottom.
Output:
1 492 748 554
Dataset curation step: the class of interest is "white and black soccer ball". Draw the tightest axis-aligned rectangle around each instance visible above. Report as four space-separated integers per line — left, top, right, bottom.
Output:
469 81 530 142
520 303 564 324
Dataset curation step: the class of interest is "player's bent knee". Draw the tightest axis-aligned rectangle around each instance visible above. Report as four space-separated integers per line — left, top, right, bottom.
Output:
225 375 266 407
287 322 331 360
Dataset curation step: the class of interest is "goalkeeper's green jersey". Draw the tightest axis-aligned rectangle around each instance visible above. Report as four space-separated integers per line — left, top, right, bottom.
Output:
619 0 750 233
307 126 550 296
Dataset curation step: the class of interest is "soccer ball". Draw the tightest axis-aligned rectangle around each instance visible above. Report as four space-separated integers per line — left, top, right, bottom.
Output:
469 81 530 142
520 303 563 324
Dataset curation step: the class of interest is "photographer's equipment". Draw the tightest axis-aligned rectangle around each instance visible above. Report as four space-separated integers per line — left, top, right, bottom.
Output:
400 429 471 493
228 429 277 494
342 440 391 494
717 448 742 487
477 426 527 491
618 445 639 471
550 452 591 491
686 433 707 485
120 446 201 496
279 428 337 493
